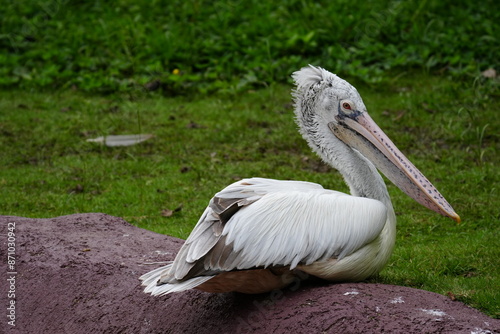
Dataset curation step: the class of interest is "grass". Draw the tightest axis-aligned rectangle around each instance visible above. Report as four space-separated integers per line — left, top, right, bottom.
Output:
0 71 498 317
1 0 498 93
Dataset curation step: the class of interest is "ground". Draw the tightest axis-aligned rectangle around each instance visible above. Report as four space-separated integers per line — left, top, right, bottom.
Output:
1 213 498 333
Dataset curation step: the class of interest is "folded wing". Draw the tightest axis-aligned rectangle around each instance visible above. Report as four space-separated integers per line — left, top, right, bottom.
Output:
142 177 388 291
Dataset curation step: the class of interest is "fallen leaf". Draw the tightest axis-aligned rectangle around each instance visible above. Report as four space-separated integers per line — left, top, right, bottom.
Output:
446 291 456 301
161 209 173 217
161 204 183 217
481 68 496 78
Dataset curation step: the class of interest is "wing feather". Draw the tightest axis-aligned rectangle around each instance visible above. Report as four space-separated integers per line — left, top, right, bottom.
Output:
147 177 387 286
219 182 387 270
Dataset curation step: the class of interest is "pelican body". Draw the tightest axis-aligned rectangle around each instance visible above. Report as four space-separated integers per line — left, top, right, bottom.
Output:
141 66 459 295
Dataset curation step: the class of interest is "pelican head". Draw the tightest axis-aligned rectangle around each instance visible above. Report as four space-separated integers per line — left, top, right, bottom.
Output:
293 65 460 222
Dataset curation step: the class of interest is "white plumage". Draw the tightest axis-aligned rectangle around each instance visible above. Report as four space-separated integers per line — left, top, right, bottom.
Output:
140 66 459 296
212 179 387 268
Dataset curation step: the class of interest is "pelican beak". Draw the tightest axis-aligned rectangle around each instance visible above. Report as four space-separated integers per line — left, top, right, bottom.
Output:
330 111 460 223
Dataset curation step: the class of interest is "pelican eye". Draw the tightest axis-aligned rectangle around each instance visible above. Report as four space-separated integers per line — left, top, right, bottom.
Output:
340 100 356 114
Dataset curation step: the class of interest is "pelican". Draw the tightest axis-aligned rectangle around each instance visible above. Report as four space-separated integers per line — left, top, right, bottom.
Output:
140 66 460 295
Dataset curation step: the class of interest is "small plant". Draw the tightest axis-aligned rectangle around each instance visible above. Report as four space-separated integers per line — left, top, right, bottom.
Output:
1 0 498 93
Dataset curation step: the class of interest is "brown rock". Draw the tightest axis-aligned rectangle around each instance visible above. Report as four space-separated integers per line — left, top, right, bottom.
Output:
1 213 498 333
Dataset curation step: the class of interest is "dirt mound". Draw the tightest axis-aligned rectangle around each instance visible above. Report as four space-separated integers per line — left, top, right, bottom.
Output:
1 213 498 333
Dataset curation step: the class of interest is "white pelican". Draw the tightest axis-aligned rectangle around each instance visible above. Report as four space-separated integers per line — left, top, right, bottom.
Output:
141 66 460 295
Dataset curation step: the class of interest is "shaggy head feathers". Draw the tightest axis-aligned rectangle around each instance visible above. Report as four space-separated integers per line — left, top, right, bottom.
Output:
292 65 337 91
291 65 360 102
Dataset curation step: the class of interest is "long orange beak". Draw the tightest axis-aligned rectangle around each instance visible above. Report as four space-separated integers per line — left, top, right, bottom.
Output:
330 112 460 223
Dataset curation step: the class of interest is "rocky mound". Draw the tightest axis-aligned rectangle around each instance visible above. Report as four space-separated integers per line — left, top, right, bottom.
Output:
1 213 497 333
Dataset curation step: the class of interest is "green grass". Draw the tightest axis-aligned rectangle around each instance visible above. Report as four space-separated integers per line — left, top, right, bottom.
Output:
0 72 498 317
1 0 498 93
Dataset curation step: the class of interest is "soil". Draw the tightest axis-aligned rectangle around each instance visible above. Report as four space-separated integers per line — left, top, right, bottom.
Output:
1 213 498 333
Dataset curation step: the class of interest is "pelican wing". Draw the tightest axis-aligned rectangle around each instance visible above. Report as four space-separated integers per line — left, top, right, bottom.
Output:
159 177 388 284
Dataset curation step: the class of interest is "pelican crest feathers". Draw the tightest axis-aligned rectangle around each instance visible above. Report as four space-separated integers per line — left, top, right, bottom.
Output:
291 65 334 90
